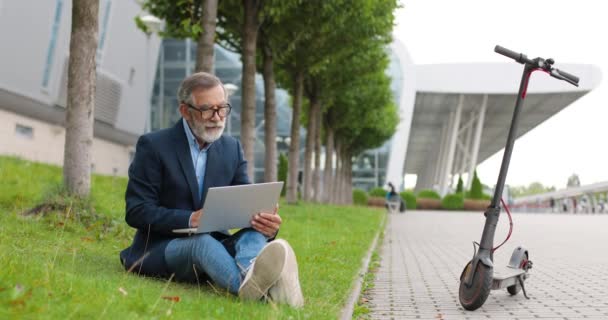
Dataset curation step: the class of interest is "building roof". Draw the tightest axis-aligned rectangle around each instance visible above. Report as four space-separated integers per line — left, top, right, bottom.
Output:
403 62 602 175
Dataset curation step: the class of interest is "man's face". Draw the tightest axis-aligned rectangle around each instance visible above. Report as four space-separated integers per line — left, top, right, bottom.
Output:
183 85 227 144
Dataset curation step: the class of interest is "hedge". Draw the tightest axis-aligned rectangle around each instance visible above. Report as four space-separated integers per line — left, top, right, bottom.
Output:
353 189 368 206
418 189 441 200
442 193 465 210
400 191 417 209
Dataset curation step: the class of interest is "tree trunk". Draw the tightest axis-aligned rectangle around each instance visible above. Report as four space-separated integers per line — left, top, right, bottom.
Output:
313 102 323 202
345 150 353 204
323 127 334 203
240 0 259 181
303 95 319 201
333 141 342 204
195 0 218 73
262 41 277 182
63 0 99 197
286 71 304 203
342 151 351 204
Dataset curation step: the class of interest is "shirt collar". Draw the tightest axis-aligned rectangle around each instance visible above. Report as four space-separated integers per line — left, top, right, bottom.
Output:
182 118 213 151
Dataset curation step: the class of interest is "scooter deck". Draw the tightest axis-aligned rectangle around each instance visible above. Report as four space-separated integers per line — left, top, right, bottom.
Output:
492 266 528 290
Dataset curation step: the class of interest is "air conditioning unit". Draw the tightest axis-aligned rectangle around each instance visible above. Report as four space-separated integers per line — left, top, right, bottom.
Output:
56 57 123 126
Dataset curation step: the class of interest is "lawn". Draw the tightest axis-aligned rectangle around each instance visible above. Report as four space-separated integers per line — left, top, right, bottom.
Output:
0 156 383 319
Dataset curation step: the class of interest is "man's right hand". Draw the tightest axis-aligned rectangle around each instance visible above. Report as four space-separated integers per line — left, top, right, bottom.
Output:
189 209 203 227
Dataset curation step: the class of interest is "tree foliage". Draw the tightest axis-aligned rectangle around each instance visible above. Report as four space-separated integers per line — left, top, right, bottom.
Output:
510 182 556 198
456 176 464 194
468 170 483 199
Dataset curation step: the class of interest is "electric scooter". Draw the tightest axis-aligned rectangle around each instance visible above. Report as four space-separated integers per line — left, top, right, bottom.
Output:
458 45 580 311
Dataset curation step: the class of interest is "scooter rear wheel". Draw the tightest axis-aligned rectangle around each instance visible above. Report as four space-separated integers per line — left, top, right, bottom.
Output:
459 261 493 310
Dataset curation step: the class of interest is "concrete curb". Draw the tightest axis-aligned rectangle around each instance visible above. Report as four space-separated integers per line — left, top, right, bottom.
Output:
339 214 387 320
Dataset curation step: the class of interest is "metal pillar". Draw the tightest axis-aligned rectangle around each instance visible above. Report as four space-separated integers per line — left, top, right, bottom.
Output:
433 121 449 189
185 38 192 75
440 94 463 196
437 112 454 192
460 112 474 174
467 94 487 189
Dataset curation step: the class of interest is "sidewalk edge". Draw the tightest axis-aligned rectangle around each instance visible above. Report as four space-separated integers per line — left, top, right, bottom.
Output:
339 212 387 320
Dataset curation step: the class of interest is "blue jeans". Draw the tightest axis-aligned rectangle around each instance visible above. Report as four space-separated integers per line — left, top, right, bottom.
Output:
164 229 267 294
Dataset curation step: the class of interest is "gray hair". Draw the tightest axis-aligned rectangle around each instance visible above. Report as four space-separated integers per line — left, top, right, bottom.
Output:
177 72 224 105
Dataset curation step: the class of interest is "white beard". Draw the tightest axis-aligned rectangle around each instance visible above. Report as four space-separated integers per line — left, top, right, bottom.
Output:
191 119 225 143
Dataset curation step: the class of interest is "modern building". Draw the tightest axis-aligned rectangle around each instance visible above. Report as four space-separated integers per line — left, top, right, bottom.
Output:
0 0 160 176
384 39 602 195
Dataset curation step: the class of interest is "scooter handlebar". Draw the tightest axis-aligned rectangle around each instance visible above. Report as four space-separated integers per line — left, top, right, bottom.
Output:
494 45 519 60
554 68 580 85
494 45 533 64
496 45 580 87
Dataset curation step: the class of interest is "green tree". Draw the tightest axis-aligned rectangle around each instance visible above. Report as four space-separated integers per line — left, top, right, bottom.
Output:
139 0 217 72
268 0 397 204
509 182 556 197
63 0 99 197
217 1 298 182
469 170 483 199
456 175 464 194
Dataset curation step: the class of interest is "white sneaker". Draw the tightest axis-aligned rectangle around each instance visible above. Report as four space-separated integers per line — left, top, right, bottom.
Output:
238 240 287 301
268 240 304 308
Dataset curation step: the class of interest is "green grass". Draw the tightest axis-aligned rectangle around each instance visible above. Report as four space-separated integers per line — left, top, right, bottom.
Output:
0 156 383 319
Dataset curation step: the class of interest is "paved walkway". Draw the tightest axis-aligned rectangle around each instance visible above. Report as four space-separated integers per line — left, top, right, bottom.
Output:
367 211 608 319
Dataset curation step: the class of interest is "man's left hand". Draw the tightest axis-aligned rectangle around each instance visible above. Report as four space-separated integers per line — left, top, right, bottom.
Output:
251 204 281 238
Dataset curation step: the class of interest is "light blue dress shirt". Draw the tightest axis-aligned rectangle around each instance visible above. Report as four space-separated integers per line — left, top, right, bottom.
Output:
182 118 213 203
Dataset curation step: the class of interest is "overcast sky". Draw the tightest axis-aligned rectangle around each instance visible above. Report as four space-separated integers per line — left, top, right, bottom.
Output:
393 0 607 190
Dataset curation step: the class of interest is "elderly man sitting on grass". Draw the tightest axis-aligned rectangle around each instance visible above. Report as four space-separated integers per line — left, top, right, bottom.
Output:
119 72 303 307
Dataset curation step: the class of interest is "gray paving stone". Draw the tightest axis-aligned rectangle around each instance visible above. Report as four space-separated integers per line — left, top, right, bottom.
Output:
366 211 608 320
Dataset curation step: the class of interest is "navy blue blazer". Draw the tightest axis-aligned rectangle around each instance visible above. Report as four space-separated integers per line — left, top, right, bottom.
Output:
120 119 250 277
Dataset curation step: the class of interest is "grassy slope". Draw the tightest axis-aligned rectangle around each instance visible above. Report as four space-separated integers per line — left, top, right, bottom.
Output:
0 156 383 319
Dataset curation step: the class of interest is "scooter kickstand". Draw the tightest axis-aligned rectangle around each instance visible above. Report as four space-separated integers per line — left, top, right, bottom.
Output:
518 276 530 299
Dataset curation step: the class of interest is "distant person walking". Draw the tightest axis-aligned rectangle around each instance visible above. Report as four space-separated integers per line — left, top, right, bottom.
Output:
385 182 405 213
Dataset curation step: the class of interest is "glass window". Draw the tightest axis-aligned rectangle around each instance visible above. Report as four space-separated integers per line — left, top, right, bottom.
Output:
15 124 34 139
96 0 112 65
41 0 64 89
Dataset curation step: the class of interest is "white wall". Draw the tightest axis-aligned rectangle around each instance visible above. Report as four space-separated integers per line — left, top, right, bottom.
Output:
385 39 417 190
0 108 133 176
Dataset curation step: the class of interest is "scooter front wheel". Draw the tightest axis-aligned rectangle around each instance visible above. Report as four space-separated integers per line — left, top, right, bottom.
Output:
459 261 493 310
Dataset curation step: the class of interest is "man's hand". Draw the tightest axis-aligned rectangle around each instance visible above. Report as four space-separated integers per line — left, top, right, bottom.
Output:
189 209 203 228
251 204 282 238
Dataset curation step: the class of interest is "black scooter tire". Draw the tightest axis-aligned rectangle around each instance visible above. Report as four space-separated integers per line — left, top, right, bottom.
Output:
459 261 493 310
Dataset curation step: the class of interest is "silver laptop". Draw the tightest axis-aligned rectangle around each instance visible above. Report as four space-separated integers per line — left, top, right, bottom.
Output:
172 182 284 234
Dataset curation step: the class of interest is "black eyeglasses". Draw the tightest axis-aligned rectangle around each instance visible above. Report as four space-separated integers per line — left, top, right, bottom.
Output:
184 102 232 119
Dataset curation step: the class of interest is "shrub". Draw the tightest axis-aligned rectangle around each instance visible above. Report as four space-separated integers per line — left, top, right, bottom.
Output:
368 187 386 197
456 176 464 194
353 189 368 206
442 193 464 210
469 170 483 199
277 153 288 196
418 189 441 199
400 191 417 209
